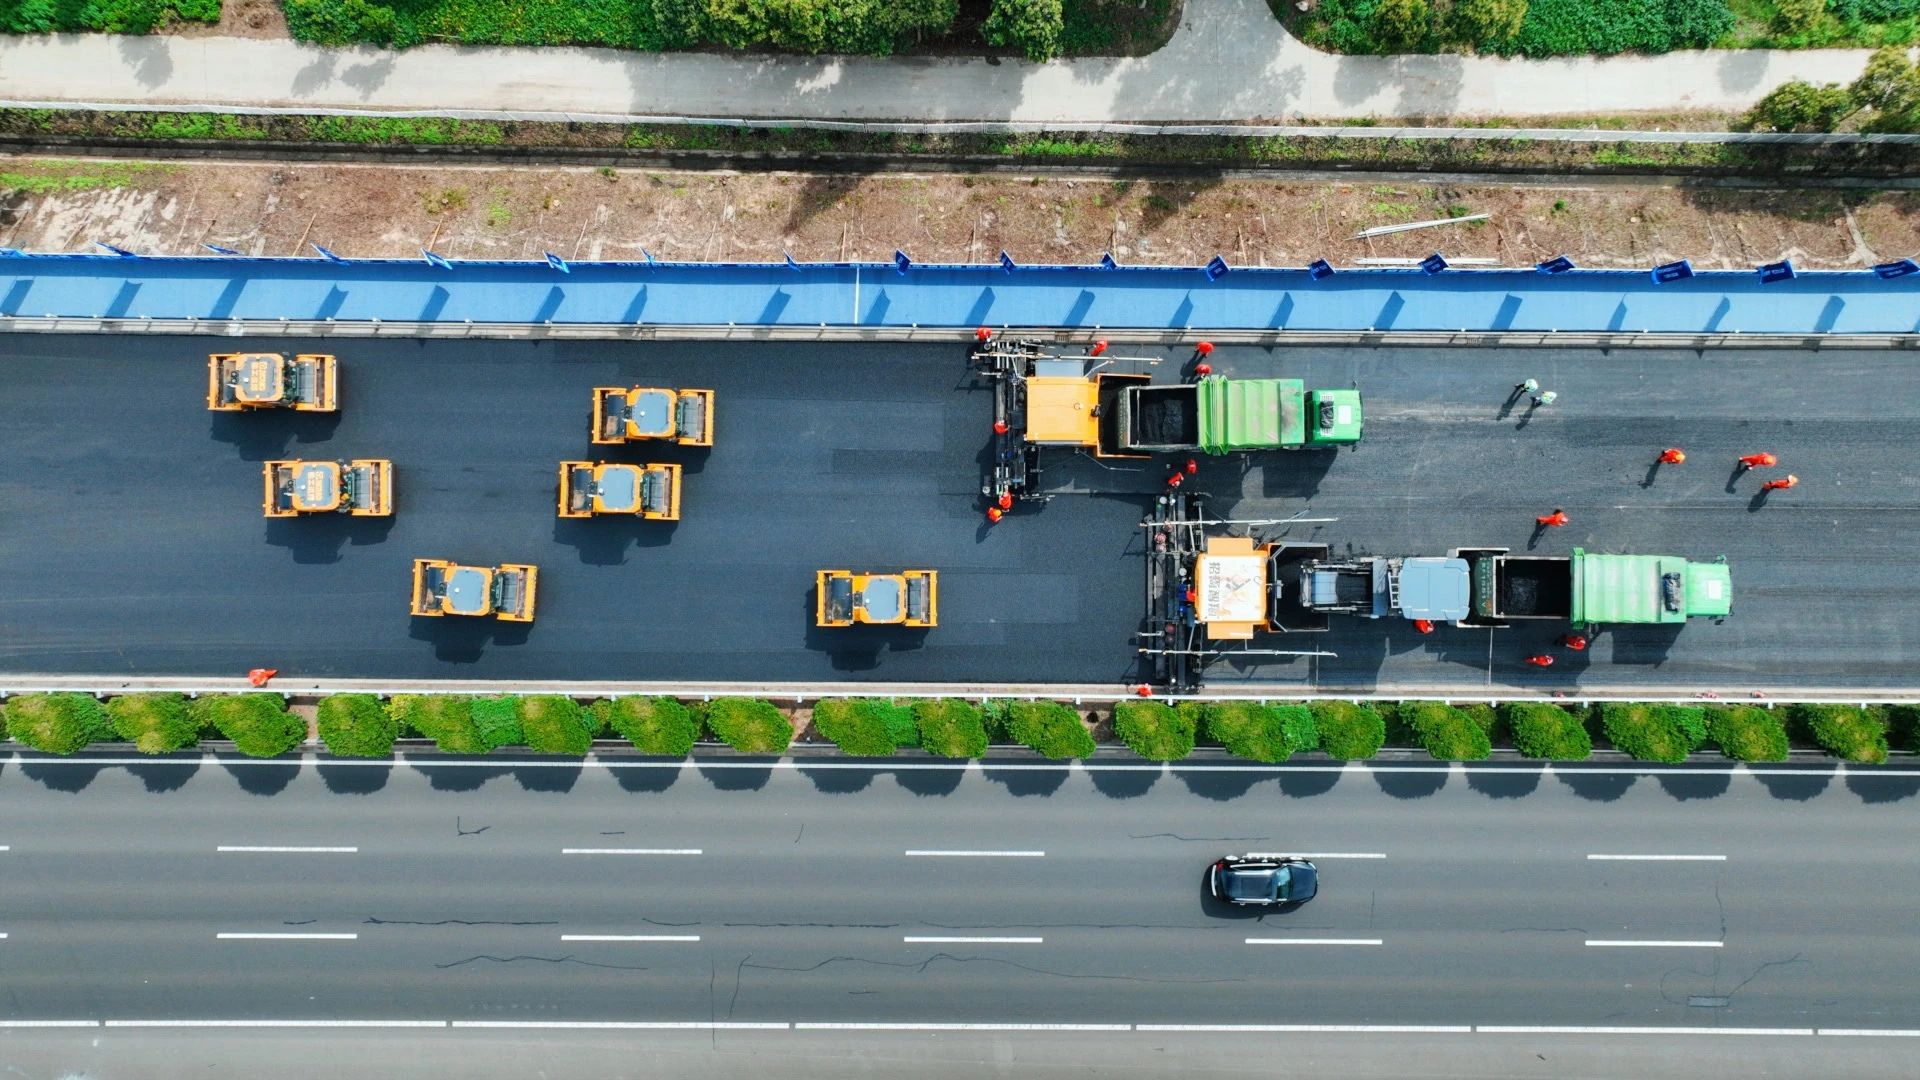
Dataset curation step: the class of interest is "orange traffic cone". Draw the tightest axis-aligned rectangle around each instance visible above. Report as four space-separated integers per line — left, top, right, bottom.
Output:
247 668 278 687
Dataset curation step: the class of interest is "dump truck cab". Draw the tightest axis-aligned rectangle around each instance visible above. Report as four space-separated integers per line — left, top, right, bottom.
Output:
1455 547 1732 629
262 459 392 517
816 570 938 628
207 352 337 411
591 386 713 447
557 461 681 521
410 559 538 622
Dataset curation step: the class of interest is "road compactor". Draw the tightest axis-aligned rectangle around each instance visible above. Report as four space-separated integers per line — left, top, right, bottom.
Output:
262 459 392 517
590 386 713 446
816 570 938 628
557 461 681 521
207 352 337 411
410 560 538 622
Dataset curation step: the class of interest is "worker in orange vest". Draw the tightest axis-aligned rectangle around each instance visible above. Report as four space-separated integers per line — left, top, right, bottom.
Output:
1560 633 1588 651
1738 452 1777 470
1413 619 1435 634
1658 448 1685 465
1525 654 1554 667
1760 474 1799 492
1536 508 1569 528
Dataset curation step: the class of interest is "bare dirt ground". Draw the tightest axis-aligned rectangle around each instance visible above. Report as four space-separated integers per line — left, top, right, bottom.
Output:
2 157 1915 271
169 0 290 39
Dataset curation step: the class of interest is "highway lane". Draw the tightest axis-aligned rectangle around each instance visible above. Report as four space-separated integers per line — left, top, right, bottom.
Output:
1 335 1917 690
1 753 1918 1032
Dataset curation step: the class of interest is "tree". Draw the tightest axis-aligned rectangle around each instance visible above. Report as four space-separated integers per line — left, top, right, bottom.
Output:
1450 0 1527 44
1851 46 1914 111
2 694 113 755
520 696 594 755
1739 79 1854 133
594 697 698 756
317 694 398 757
107 692 199 754
983 0 1064 61
192 694 304 758
1370 0 1432 51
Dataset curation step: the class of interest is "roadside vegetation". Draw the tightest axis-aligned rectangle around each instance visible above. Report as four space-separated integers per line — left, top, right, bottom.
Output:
1281 0 1919 56
0 0 218 34
0 693 1902 764
1738 45 1920 132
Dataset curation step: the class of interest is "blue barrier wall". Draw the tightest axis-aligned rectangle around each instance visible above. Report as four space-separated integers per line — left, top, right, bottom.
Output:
0 253 1915 333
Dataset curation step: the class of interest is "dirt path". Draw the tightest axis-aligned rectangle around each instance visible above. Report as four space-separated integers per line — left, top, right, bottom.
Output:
2 158 1914 272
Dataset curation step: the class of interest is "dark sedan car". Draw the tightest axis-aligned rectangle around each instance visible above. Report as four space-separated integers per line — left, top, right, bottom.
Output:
1209 855 1319 906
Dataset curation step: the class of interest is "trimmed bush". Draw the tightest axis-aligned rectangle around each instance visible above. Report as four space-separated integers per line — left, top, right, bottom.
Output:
874 699 919 749
1739 79 1855 132
316 693 397 757
2 693 113 755
1112 700 1195 760
1890 704 1920 751
1310 701 1385 760
1007 700 1096 759
1401 701 1492 761
1789 704 1888 764
390 695 487 754
912 699 988 758
1598 702 1707 763
191 694 304 758
1706 706 1789 763
470 695 525 750
703 698 794 754
1202 702 1319 762
521 695 593 755
984 0 1065 60
1504 702 1591 760
812 698 900 757
594 697 698 756
107 692 198 754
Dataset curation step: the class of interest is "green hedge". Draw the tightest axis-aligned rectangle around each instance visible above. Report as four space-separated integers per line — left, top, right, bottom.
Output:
812 698 901 757
1112 699 1195 760
470 695 525 749
1290 0 1734 57
191 694 304 758
1310 701 1386 760
594 697 698 756
1504 702 1591 760
1706 705 1790 762
390 694 486 754
912 699 988 758
521 695 594 755
1005 700 1096 759
0 0 220 34
2 693 114 755
1599 702 1707 763
107 692 198 754
702 698 793 754
316 694 398 757
1789 704 1888 764
1198 701 1319 762
1400 701 1492 761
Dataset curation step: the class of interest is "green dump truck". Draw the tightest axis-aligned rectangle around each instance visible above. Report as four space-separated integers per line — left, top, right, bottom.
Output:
1117 376 1363 455
1454 547 1732 629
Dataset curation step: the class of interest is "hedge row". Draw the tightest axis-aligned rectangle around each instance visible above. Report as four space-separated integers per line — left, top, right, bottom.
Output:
0 694 1911 763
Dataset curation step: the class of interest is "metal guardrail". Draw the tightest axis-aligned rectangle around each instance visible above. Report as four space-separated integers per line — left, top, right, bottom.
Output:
5 99 1918 146
3 315 1917 350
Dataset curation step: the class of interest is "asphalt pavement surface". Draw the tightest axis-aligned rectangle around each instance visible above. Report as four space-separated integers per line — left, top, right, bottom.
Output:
0 752 1917 1078
2 334 1916 691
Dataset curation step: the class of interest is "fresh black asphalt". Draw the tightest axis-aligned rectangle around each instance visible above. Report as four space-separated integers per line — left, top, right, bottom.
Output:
1 334 1915 690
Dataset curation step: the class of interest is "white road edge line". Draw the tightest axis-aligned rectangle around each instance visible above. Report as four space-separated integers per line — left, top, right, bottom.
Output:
1291 853 1387 860
1137 1024 1472 1033
561 848 702 856
0 1020 98 1028
449 1014 787 1022
1586 854 1726 862
1584 940 1723 948
903 850 1045 858
1246 938 1383 946
1477 1026 1811 1036
217 846 359 854
215 933 358 941
794 1023 1131 1031
1819 1029 1920 1037
902 930 1044 937
105 1020 444 1028
560 935 701 942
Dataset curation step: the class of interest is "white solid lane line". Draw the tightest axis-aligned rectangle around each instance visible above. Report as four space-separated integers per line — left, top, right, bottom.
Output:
1138 1024 1472 1033
1589 933 1728 941
560 935 701 942
1291 853 1387 860
452 1021 789 1030
217 926 357 933
562 848 702 855
23 1020 1920 1036
1246 938 1383 946
217 846 358 853
1819 1029 1920 1037
1478 1026 1810 1036
795 1023 1130 1032
0 1020 98 1028
1586 854 1726 862
903 850 1045 857
902 936 1044 944
106 1020 443 1028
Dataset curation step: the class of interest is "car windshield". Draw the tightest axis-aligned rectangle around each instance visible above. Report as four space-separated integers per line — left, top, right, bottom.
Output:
1226 864 1288 901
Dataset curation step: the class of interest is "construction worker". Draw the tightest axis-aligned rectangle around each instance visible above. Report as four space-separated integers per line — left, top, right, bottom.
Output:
1760 474 1799 492
1560 633 1589 651
1533 389 1557 406
1516 378 1540 395
1536 508 1569 528
1658 448 1686 465
1413 619 1435 635
1525 654 1555 668
1737 452 1777 470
